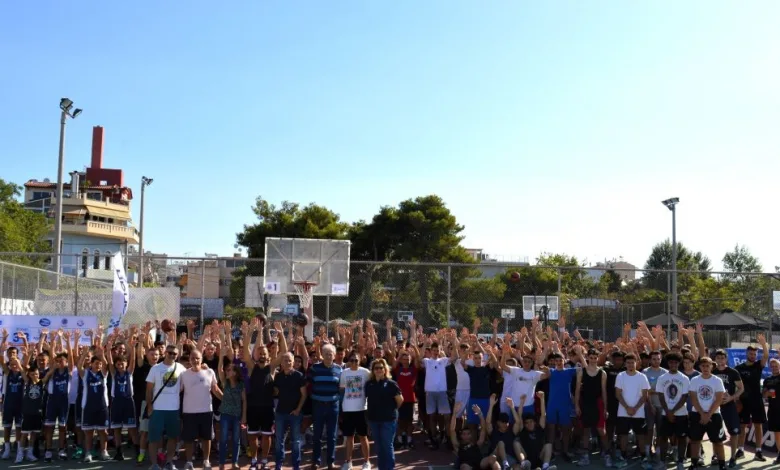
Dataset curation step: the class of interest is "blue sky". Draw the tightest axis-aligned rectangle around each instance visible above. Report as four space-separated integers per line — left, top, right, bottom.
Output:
3 2 779 271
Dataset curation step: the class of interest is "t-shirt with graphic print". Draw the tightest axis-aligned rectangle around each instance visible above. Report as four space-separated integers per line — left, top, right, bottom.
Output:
656 371 690 416
339 367 371 412
689 374 725 415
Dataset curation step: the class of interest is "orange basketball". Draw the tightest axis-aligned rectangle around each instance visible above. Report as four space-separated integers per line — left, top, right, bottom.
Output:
161 319 175 333
510 272 521 282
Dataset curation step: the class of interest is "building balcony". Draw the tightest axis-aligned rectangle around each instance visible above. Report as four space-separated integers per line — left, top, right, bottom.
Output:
59 220 140 244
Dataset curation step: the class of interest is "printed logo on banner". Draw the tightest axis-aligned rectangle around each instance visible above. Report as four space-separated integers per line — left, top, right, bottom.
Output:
61 318 68 326
39 318 51 327
77 320 85 327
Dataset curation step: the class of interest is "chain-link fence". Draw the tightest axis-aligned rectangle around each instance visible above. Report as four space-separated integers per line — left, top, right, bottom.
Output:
2 252 779 345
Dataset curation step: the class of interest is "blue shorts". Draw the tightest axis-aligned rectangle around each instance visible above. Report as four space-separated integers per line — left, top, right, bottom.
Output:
81 407 109 431
110 397 137 429
2 403 22 428
44 398 70 426
466 398 490 425
546 400 573 425
149 410 181 442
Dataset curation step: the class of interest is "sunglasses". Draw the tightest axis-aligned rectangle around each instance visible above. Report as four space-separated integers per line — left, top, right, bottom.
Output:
348 359 359 363
167 351 178 356
372 366 385 371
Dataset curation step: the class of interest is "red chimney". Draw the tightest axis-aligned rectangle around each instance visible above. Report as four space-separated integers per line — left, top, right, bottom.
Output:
91 126 104 169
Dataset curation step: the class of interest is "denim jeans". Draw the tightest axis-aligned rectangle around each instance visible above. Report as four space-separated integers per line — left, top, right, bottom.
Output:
368 420 397 470
275 412 302 469
311 400 340 465
219 414 241 466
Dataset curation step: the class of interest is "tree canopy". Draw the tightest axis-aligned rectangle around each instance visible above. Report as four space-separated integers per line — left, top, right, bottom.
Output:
0 179 50 265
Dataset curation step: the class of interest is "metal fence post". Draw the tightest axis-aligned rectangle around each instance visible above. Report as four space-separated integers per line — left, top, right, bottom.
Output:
326 295 331 338
11 265 16 301
0 263 4 301
200 261 206 334
74 266 79 315
446 265 452 327
37 271 40 291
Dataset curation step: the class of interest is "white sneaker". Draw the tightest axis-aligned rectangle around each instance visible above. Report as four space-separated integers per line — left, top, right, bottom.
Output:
15 447 24 464
25 447 37 462
1 443 10 460
361 463 371 470
100 450 111 461
341 463 352 470
84 454 93 463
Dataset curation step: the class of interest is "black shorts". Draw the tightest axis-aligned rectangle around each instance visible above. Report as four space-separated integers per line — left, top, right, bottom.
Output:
739 395 767 424
110 397 137 429
606 400 619 424
340 411 367 437
659 414 689 438
247 406 274 435
181 412 214 441
616 417 647 435
302 397 313 418
767 408 780 433
581 400 600 427
689 412 726 443
81 407 109 430
720 402 740 436
21 414 43 433
399 402 414 421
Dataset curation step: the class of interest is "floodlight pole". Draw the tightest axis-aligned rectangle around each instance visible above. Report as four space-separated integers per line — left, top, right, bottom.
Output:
53 99 82 287
662 198 679 330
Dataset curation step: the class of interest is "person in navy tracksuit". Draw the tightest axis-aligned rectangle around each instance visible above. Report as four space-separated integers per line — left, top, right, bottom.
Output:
78 345 111 463
42 351 73 461
1 349 25 459
108 336 139 461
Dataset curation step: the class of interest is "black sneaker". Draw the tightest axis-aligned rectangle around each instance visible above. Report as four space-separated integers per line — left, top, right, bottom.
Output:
774 456 780 465
711 455 718 466
728 458 736 468
113 450 125 461
734 449 745 460
754 451 766 462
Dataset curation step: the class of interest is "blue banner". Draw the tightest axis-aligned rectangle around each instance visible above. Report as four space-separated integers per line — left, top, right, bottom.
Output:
726 348 780 379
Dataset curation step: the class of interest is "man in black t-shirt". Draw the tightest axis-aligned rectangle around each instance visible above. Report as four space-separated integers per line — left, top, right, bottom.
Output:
762 359 780 464
604 351 626 450
735 334 769 461
713 349 743 467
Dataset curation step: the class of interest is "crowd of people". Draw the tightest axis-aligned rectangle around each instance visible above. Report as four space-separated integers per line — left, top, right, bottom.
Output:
0 314 779 470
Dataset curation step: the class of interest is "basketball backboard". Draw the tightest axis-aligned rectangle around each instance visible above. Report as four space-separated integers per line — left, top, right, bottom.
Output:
522 295 559 320
263 238 351 296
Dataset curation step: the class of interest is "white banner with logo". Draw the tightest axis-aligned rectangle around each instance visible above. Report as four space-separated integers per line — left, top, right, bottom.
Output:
109 252 130 329
34 287 179 325
0 315 97 346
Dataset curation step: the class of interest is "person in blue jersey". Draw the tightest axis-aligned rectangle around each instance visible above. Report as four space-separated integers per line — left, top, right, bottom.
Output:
107 335 139 461
0 331 25 459
308 342 343 470
539 344 587 461
42 329 75 462
77 342 111 463
17 360 46 463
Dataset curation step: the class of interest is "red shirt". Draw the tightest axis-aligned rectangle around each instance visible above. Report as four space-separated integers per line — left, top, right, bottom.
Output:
394 365 418 403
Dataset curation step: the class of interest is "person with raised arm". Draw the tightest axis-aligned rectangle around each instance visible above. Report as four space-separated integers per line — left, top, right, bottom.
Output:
449 402 499 470
736 333 769 461
106 333 139 461
42 329 74 462
78 335 111 462
0 329 25 459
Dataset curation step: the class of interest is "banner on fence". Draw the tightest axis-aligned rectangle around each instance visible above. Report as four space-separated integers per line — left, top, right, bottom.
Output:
0 298 35 315
109 252 130 329
0 315 97 346
726 348 780 379
34 287 180 325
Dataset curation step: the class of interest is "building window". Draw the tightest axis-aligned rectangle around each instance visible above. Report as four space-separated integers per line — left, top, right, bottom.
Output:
32 191 51 201
105 252 112 270
87 191 102 201
81 248 89 275
93 249 101 269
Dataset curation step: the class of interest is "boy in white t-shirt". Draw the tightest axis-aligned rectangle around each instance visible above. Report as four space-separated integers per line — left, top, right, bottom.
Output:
339 352 371 470
422 340 452 450
615 353 650 467
689 357 727 470
656 352 690 470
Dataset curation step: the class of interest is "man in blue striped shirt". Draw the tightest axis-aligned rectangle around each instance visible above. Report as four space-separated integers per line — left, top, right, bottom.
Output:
308 343 342 469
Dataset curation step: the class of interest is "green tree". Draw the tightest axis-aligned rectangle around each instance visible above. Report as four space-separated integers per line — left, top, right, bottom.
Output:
643 240 711 292
0 179 50 266
350 195 479 327
231 197 351 307
682 276 743 319
723 244 762 282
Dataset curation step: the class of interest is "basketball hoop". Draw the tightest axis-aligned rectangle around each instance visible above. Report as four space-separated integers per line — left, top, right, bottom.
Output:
293 281 318 311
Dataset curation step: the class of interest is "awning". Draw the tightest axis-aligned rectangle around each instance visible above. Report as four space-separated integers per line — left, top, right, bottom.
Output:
86 206 130 220
62 207 86 216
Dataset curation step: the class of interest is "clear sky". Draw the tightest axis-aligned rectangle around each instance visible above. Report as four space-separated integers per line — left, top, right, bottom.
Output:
2 2 779 272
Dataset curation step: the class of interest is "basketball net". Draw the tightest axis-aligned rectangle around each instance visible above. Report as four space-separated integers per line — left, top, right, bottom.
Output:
293 281 318 313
